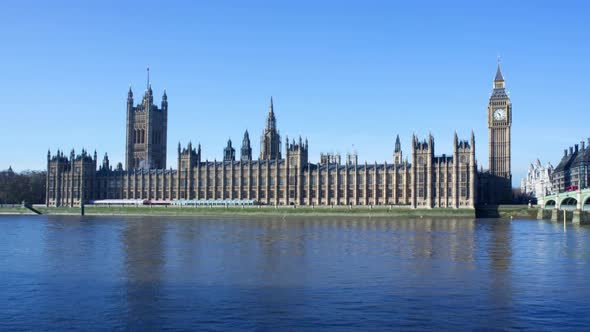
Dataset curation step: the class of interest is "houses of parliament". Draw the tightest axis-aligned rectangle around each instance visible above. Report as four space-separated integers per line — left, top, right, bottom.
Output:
46 64 513 208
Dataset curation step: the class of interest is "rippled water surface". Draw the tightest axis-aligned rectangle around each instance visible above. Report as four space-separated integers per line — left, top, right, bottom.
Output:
1 215 590 330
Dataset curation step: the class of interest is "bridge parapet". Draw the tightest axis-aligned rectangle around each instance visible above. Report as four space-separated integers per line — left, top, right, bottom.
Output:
540 188 590 211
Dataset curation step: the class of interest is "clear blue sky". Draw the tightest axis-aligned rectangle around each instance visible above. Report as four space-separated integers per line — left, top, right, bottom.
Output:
1 0 589 185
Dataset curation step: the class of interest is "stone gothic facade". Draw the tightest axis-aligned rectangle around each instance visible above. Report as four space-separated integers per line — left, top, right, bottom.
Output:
46 65 513 209
46 97 477 208
125 70 168 170
477 62 513 204
521 159 554 199
46 134 476 209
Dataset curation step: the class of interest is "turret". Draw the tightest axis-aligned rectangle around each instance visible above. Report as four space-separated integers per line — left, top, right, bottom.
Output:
127 86 133 105
125 85 134 170
161 89 168 110
224 138 236 161
178 141 201 171
102 153 110 170
394 134 403 165
241 130 252 161
287 135 309 166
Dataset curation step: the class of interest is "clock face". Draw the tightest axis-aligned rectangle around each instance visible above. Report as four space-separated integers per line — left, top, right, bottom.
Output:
493 109 506 121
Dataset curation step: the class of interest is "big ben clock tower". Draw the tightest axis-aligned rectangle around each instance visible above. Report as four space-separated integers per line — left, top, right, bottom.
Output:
487 61 512 203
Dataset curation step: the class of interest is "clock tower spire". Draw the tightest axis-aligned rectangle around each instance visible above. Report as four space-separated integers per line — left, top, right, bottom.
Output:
487 59 512 203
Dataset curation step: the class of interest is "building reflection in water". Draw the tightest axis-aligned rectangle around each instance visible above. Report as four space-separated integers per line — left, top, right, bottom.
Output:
9 214 590 330
114 216 509 328
249 218 309 328
121 218 167 330
487 220 513 326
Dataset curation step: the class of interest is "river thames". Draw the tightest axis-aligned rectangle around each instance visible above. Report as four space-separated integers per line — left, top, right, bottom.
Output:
1 215 589 330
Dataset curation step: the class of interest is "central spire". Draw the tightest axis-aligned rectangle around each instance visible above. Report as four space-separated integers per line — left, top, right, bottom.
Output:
269 96 274 115
260 97 281 160
266 96 276 130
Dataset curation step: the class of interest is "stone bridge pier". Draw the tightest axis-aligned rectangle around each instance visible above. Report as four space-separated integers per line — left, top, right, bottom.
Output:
537 189 590 224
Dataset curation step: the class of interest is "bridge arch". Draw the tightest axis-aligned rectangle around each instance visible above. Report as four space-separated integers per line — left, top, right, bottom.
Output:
544 200 556 209
583 196 590 211
560 197 578 210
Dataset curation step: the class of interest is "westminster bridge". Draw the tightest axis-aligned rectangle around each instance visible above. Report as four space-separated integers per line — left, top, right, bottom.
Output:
537 188 590 223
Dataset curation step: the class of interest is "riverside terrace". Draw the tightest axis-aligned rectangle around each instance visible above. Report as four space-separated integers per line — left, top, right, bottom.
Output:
1 203 544 220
